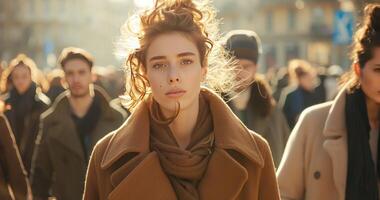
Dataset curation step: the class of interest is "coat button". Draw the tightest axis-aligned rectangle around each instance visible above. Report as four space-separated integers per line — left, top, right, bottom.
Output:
314 171 321 180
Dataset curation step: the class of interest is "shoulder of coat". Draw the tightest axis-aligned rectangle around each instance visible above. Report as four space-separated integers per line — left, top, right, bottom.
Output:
300 101 332 122
39 93 68 123
35 91 51 106
247 130 270 154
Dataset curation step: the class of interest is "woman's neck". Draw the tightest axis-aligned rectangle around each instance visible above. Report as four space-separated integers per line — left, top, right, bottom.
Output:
366 97 380 130
161 98 200 149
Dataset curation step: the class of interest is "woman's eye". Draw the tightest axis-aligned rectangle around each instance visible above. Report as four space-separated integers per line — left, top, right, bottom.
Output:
374 67 380 72
180 59 193 65
152 63 166 69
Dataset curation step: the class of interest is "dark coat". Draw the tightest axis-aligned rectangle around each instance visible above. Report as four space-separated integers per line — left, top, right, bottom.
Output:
279 86 325 129
30 88 126 200
3 87 50 173
0 115 31 200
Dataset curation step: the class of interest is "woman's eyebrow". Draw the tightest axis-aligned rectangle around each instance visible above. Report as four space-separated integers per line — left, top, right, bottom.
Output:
177 52 195 57
148 55 166 62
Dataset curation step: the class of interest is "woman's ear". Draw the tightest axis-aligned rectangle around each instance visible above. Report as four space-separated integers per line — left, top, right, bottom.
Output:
354 63 361 77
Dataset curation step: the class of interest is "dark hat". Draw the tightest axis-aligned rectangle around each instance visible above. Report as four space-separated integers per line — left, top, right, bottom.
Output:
224 30 262 64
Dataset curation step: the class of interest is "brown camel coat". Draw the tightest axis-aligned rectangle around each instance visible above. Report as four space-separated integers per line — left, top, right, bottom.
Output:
83 88 280 200
0 115 31 200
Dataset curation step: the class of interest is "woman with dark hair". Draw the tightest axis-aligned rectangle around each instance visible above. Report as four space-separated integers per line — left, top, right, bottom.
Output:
83 0 279 199
0 115 31 200
229 74 290 167
277 4 380 200
1 54 50 174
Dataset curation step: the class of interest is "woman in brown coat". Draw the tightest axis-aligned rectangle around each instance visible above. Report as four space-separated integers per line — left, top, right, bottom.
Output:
83 0 279 199
277 4 380 200
0 115 31 200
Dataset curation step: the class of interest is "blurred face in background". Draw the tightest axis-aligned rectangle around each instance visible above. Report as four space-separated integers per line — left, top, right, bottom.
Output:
360 47 380 104
298 72 316 92
236 58 257 90
63 59 93 98
11 64 32 94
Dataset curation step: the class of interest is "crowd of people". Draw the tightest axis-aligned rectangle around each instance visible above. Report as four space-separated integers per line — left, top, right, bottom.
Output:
0 0 379 200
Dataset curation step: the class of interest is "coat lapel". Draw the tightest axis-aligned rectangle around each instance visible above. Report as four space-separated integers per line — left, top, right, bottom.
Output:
47 92 86 161
199 148 248 200
108 152 176 200
323 89 348 200
49 113 86 161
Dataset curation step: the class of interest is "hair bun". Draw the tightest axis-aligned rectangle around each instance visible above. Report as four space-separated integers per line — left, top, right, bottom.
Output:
365 4 380 32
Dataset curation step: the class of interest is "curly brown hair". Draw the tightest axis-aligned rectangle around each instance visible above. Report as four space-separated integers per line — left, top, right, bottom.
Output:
117 0 238 110
341 3 380 91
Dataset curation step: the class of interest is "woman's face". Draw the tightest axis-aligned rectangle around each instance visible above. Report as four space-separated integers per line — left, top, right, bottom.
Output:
361 47 380 104
145 32 207 113
11 65 32 94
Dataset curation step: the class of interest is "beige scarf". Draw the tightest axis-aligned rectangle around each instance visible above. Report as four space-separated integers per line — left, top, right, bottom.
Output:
149 93 214 200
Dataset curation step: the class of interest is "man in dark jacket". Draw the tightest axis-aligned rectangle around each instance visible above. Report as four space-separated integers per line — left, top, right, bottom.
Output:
30 47 126 200
2 54 50 174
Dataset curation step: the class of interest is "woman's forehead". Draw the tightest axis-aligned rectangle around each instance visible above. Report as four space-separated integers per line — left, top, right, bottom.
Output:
146 32 199 60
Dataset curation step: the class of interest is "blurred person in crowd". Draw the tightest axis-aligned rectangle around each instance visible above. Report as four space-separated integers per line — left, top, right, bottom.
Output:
277 4 380 200
46 68 65 102
92 65 111 94
83 1 279 199
0 115 32 200
0 54 51 174
314 65 328 102
325 65 344 100
223 29 290 166
93 65 125 99
31 47 126 200
272 67 289 102
279 59 325 129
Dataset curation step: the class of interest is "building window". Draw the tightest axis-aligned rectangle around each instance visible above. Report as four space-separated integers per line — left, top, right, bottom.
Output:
45 0 50 17
288 10 296 31
265 45 277 68
285 43 299 62
311 7 325 25
30 0 35 15
266 11 273 32
61 0 66 14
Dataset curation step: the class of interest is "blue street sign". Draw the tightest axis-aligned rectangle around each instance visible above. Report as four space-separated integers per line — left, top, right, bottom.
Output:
333 10 354 45
44 39 54 55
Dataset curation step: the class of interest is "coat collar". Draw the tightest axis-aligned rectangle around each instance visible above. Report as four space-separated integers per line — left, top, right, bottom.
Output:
101 87 264 169
46 86 122 160
49 85 118 122
322 87 348 200
107 149 249 200
323 87 347 138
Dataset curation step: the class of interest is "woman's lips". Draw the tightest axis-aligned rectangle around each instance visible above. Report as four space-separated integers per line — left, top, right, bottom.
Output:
165 90 186 98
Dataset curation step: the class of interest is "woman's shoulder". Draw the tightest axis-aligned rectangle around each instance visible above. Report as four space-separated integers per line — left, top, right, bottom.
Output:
92 131 116 156
297 101 333 127
246 130 273 159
